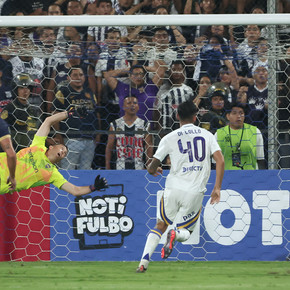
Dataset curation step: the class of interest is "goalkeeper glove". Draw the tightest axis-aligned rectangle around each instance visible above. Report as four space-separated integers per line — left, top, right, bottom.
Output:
67 105 88 119
89 175 108 192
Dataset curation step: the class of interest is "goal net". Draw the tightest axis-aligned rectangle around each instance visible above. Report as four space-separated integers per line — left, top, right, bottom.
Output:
0 0 290 261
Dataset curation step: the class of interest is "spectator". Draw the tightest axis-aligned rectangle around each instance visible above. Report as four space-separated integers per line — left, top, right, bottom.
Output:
65 0 84 15
95 28 131 121
1 73 41 151
9 38 44 81
239 37 269 83
106 95 153 170
183 36 208 89
254 37 269 67
183 0 216 44
155 60 194 135
144 27 178 68
8 37 45 108
218 0 252 14
53 66 100 170
278 0 290 12
113 0 134 14
235 84 251 123
1 0 55 15
205 25 237 57
172 0 194 14
206 25 229 42
0 27 12 48
0 58 13 112
0 70 12 113
87 0 128 44
251 7 269 39
193 34 231 82
217 59 239 104
154 5 186 46
83 42 101 95
236 84 249 105
63 26 84 43
140 0 178 14
236 25 261 76
113 0 151 15
83 1 97 15
215 103 265 170
199 82 228 134
46 43 86 113
47 3 66 49
193 75 212 113
92 27 132 169
0 118 16 192
247 62 268 131
36 27 66 82
56 0 86 47
47 3 63 15
104 62 166 123
0 56 13 86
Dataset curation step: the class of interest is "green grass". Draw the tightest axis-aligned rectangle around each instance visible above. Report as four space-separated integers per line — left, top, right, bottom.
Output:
0 261 290 290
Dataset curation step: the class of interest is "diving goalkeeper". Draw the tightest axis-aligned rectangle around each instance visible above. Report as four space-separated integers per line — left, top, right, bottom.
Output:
0 110 108 195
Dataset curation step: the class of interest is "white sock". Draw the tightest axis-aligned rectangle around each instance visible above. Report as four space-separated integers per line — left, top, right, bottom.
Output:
175 228 191 242
139 229 162 269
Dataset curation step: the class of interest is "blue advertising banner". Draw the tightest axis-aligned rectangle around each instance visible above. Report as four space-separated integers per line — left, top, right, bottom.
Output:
50 170 290 261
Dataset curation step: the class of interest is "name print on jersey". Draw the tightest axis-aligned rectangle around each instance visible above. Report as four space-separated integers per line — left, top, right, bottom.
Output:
177 128 202 136
28 149 39 173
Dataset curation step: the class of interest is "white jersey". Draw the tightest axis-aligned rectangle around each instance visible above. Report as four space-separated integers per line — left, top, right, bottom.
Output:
95 48 130 78
157 84 194 130
87 26 128 42
145 47 178 67
9 56 44 80
111 117 150 170
154 123 221 192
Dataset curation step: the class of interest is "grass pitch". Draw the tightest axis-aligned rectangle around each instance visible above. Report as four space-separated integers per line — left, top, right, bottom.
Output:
0 261 289 290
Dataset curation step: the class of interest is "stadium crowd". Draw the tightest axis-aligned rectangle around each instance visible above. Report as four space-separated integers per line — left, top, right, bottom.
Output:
0 0 289 170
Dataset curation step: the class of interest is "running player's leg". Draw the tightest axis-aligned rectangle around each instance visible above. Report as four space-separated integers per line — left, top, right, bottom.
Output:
137 189 177 272
136 220 167 273
159 188 180 259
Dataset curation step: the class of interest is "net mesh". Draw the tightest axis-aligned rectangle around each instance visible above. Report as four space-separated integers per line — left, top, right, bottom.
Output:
0 23 289 169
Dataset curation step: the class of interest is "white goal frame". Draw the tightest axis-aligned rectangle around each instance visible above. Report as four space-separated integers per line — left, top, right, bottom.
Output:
0 13 290 28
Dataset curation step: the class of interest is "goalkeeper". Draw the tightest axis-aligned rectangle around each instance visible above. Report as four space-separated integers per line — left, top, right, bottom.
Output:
0 110 108 195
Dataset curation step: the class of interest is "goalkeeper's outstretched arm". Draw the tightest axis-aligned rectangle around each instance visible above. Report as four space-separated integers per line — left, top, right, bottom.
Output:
36 108 87 138
36 111 68 137
60 175 109 197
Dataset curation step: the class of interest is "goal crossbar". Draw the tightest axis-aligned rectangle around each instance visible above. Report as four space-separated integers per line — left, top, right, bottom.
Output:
0 14 290 28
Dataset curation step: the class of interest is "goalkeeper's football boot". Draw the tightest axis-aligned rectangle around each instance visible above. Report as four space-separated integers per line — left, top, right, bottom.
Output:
136 265 147 273
161 229 176 259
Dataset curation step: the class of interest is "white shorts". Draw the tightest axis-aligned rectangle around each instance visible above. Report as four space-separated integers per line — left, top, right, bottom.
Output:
157 188 203 232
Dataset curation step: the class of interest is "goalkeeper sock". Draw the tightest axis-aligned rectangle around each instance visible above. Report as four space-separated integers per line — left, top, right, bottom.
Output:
175 228 191 242
139 229 162 269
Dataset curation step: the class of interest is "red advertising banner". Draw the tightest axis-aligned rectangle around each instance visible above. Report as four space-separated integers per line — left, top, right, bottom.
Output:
0 186 50 261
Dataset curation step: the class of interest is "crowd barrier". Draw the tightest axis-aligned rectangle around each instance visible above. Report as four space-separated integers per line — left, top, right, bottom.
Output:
1 170 289 261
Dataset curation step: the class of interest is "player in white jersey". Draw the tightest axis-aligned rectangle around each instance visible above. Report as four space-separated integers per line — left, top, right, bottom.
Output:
136 101 224 273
